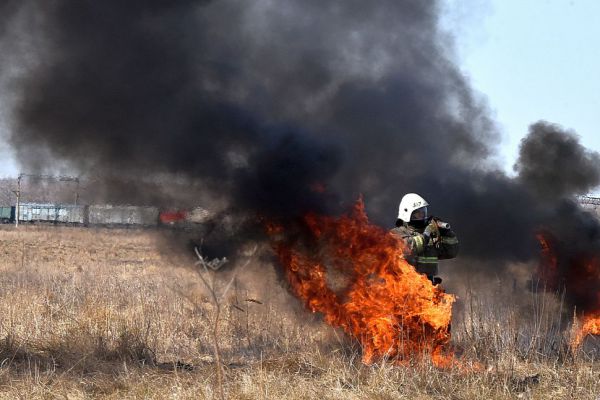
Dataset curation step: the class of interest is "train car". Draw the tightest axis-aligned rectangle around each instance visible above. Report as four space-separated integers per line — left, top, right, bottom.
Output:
159 207 211 227
62 205 87 224
0 206 14 223
159 209 188 225
18 203 86 224
88 205 159 227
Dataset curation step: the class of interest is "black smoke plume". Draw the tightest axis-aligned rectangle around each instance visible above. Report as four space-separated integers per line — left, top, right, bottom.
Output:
2 1 600 311
516 121 600 200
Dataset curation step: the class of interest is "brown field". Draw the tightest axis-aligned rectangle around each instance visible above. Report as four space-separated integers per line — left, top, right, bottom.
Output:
0 226 597 399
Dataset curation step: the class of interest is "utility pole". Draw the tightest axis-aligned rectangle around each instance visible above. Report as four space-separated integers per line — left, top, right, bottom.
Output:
14 174 21 228
75 178 80 205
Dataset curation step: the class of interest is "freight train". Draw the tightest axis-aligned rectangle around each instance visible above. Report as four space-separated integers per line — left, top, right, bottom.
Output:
0 202 210 227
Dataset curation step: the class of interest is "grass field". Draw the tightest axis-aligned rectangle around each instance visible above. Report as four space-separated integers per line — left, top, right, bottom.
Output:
0 226 597 399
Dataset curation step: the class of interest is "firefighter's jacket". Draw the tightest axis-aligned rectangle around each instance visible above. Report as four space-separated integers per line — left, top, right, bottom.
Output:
391 222 459 277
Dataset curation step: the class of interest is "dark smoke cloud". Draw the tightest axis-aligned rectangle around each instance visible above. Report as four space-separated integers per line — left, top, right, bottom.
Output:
515 123 600 313
516 121 600 200
2 0 600 303
6 1 497 218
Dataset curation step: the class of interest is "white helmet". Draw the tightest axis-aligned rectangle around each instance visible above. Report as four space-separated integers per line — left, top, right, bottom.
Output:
397 193 429 222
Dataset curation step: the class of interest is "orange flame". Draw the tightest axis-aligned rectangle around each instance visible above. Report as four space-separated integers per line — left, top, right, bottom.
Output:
267 199 455 366
537 233 600 349
571 312 600 349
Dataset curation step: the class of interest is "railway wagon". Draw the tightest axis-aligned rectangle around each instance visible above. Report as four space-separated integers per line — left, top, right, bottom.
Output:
0 206 14 223
159 209 187 225
158 207 211 227
18 203 87 224
88 205 159 227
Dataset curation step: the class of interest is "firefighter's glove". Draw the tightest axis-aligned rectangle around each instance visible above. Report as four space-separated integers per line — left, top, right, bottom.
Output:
423 220 439 245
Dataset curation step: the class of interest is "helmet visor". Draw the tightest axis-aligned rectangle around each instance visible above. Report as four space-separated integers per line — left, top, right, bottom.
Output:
410 206 428 221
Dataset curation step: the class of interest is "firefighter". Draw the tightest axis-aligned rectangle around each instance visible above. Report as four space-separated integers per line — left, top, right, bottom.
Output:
391 193 459 284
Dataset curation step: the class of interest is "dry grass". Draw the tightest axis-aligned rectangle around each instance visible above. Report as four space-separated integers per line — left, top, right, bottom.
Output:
0 225 596 399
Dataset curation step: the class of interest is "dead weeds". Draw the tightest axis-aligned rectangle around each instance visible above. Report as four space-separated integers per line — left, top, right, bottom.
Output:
0 226 596 399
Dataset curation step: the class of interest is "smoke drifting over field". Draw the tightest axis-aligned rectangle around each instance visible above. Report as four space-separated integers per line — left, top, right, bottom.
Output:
5 1 495 217
2 1 600 311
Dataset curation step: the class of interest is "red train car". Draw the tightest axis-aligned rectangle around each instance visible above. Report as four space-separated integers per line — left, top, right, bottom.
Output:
159 210 188 225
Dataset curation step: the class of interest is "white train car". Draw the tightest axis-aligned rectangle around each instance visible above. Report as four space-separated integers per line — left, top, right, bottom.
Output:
88 205 159 227
18 203 86 224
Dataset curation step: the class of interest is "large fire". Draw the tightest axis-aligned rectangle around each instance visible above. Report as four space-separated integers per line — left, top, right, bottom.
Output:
571 312 600 349
267 200 455 366
537 233 600 349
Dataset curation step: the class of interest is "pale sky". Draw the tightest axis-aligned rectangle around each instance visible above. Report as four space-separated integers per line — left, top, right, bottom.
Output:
1 1 599 178
444 0 600 172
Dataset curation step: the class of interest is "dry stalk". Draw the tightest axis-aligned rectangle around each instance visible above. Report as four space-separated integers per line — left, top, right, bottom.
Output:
193 245 255 400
